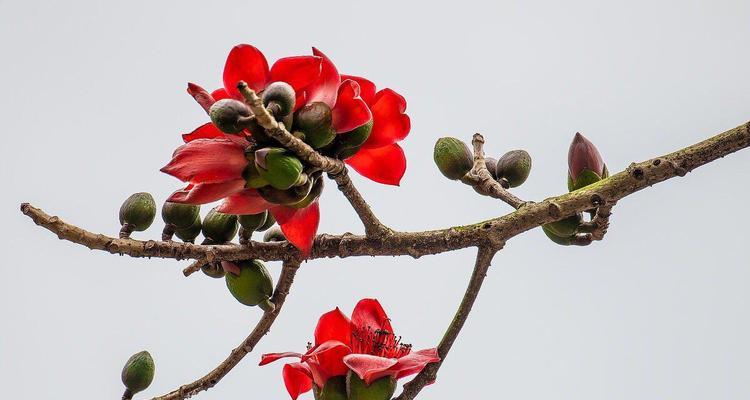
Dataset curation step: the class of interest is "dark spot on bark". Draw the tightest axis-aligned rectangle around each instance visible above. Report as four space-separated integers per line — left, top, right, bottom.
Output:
632 168 644 180
482 223 491 229
548 203 561 218
590 194 604 206
653 159 661 166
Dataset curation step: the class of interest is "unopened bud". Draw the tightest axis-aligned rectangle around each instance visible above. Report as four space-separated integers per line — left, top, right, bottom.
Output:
119 192 156 238
335 120 373 159
254 147 304 190
346 370 397 400
121 351 155 398
174 213 201 243
433 137 473 180
256 213 276 232
262 81 296 117
263 226 286 242
542 214 583 246
495 150 532 188
201 208 238 243
238 211 268 232
209 99 251 134
224 260 274 311
295 102 336 148
568 132 607 191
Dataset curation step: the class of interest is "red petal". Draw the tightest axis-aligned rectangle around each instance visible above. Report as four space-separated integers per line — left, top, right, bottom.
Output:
216 189 273 215
314 308 353 347
161 138 247 183
187 82 215 114
302 340 351 381
211 88 231 100
270 202 320 256
260 352 304 366
220 261 241 276
308 48 341 108
342 354 398 385
270 55 323 110
182 123 224 143
332 80 372 133
351 298 393 335
223 44 270 98
392 348 440 380
166 179 246 204
568 132 605 180
283 363 313 400
345 143 406 186
363 89 410 149
341 75 376 105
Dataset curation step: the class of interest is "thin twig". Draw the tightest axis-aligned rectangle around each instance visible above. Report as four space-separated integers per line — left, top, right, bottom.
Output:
150 258 302 400
182 259 206 276
21 121 750 262
329 169 392 238
461 133 527 209
394 245 499 400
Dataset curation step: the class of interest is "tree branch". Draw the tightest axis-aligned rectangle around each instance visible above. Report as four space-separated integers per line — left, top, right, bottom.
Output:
394 245 499 400
329 169 392 238
21 121 750 263
150 258 302 400
460 133 527 209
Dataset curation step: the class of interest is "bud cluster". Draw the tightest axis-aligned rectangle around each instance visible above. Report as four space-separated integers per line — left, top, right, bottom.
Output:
432 137 533 188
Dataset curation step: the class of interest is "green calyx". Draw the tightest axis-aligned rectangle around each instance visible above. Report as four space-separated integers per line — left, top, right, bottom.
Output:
346 370 397 400
568 165 608 192
121 350 155 395
238 211 267 232
174 213 201 243
256 213 276 231
255 147 304 190
161 202 200 229
209 99 251 134
434 137 473 180
495 149 532 188
314 376 348 400
201 208 238 243
542 213 583 246
334 120 373 159
263 226 286 242
289 175 324 209
225 259 274 310
242 156 269 189
119 192 156 232
262 81 296 117
295 102 336 148
257 176 313 205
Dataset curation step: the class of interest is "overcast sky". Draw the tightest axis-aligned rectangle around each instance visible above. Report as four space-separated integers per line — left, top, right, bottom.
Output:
2 1 750 399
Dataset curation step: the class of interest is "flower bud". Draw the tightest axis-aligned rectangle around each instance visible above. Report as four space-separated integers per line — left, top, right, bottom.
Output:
433 137 473 180
238 211 268 232
119 192 156 238
201 208 238 243
289 175 324 209
243 151 270 189
256 213 276 232
568 132 608 191
258 177 313 205
254 147 304 190
495 149 532 188
263 226 286 242
262 81 296 117
542 213 583 246
201 262 225 279
334 120 373 159
346 370 397 400
174 213 201 243
161 202 200 229
121 350 155 397
225 259 274 311
484 157 498 180
313 376 347 400
294 102 336 149
209 98 251 134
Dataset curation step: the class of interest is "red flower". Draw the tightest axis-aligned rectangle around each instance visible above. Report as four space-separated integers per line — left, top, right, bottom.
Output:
568 132 606 182
339 75 411 186
260 299 440 399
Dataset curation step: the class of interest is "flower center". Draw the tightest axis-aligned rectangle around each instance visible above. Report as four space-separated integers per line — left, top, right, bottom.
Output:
351 326 412 359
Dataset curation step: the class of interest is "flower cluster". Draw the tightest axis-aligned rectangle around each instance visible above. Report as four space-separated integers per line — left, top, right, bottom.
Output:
260 298 439 400
161 44 411 253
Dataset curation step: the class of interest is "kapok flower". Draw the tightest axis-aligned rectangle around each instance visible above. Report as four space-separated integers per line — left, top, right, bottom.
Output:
338 75 411 185
567 132 608 191
260 299 440 400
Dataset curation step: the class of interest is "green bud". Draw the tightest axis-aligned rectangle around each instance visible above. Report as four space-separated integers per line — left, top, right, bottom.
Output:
314 376 348 400
161 202 200 229
568 165 609 192
255 147 304 190
257 177 313 205
225 260 274 311
289 175 324 209
335 120 373 159
242 160 269 189
256 213 276 232
346 370 397 400
295 102 336 148
174 213 201 243
263 226 286 242
121 351 155 396
238 211 267 232
119 192 156 238
262 81 296 117
433 137 473 180
201 208 238 243
201 262 225 279
542 213 583 245
209 99 251 134
495 149 532 188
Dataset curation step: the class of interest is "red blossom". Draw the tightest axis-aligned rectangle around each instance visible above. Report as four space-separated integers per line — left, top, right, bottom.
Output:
260 299 439 399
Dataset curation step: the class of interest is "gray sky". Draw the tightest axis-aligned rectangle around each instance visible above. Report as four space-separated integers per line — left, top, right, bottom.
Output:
2 0 749 399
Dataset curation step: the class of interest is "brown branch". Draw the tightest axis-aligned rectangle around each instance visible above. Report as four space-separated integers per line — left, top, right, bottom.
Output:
329 169 392 238
394 245 499 400
150 258 302 400
461 133 527 209
21 121 750 263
